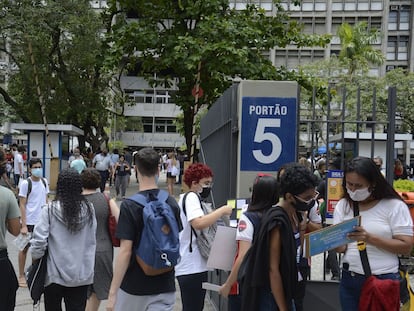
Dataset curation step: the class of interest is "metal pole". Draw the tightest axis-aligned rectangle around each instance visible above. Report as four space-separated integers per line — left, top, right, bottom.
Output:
385 87 397 184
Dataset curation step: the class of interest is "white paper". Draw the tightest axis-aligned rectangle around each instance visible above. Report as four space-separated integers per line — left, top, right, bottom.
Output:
206 225 237 271
202 282 222 292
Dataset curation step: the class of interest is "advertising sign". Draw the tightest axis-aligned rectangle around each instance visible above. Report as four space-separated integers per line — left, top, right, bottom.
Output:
326 170 344 219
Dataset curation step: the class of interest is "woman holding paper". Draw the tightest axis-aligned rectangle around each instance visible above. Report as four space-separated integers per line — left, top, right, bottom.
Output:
175 163 233 311
333 156 413 310
219 173 279 310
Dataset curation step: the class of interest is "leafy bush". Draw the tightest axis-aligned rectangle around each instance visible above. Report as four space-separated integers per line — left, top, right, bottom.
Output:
393 179 414 192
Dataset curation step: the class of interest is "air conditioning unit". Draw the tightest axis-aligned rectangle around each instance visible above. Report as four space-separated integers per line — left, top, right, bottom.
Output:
390 5 399 11
386 65 395 71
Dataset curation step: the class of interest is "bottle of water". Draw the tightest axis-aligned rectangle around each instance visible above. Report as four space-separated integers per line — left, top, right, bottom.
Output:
13 233 32 251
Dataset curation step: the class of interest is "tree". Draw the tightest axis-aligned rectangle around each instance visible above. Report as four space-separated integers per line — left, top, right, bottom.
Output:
0 0 116 151
337 22 385 81
104 0 330 158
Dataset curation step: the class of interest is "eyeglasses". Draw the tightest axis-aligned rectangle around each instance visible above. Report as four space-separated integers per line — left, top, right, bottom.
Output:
295 191 319 204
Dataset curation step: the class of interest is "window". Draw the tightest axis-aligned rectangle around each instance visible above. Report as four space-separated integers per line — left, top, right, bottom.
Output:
398 36 408 60
400 8 410 30
387 37 397 60
387 36 409 61
389 6 411 31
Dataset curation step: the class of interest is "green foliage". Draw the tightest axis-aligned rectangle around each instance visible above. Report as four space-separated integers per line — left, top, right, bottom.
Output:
104 0 330 156
108 140 125 151
337 22 384 81
394 179 414 192
0 0 113 151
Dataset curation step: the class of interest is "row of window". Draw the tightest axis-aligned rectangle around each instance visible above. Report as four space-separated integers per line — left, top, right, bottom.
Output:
128 90 175 105
141 118 176 134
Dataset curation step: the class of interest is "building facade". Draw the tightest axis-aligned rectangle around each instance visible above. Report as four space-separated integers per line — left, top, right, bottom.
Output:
1 1 413 150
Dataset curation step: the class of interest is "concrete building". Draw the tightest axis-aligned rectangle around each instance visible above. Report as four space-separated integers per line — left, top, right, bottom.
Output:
1 1 413 150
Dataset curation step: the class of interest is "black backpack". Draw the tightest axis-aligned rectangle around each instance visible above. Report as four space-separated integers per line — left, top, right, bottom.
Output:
27 177 47 198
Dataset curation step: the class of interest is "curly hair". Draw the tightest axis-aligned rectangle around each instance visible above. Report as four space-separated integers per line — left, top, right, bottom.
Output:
183 163 213 188
55 168 94 233
279 164 318 198
81 168 101 190
248 175 279 212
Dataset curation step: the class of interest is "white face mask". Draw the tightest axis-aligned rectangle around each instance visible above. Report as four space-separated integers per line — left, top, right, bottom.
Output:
347 187 371 202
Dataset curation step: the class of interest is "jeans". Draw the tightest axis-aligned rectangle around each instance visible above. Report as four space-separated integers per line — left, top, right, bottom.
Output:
340 268 401 311
228 294 242 311
44 283 88 311
177 271 208 311
259 288 296 311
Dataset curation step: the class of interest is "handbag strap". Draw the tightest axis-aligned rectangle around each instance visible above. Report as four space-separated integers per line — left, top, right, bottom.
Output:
353 201 372 276
182 192 204 253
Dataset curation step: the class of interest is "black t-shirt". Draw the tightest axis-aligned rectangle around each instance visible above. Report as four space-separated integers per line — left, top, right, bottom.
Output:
116 189 182 295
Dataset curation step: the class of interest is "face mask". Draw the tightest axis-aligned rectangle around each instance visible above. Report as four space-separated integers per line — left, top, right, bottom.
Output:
347 187 371 202
199 186 211 199
294 199 315 212
31 168 43 178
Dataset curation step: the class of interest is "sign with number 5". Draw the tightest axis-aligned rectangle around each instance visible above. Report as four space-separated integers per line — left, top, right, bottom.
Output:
240 96 297 171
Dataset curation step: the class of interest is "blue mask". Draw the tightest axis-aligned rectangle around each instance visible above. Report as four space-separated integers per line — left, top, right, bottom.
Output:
31 168 43 178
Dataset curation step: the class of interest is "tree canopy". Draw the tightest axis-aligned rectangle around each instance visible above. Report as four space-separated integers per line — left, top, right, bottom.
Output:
0 0 113 151
104 0 330 156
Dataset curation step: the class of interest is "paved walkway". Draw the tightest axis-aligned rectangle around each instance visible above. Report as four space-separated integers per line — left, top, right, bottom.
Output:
9 171 216 310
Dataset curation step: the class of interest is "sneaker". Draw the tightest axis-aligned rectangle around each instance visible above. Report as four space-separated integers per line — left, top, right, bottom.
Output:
331 275 340 281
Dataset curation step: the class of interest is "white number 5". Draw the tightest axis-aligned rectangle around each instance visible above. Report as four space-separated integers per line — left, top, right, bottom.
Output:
252 118 282 164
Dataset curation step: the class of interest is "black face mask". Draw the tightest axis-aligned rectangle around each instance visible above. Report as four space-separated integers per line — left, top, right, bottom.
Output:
294 199 315 212
199 186 211 199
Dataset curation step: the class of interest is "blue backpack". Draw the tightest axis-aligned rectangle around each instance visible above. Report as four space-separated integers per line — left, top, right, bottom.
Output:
128 190 180 276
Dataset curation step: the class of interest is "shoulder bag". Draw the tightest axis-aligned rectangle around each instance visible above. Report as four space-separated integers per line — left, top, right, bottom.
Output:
353 201 403 311
104 193 120 247
182 192 217 259
25 206 50 306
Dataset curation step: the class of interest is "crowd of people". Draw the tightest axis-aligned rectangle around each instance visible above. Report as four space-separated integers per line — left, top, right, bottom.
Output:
1 144 413 311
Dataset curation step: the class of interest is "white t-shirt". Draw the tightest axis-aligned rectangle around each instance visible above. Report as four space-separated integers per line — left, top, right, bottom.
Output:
236 213 256 243
14 152 24 175
175 192 208 277
333 198 413 275
19 177 49 225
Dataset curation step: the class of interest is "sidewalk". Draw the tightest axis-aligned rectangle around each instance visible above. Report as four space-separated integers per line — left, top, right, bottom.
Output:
9 171 215 310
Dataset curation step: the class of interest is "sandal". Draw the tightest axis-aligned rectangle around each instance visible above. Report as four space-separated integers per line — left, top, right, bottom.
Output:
18 276 27 288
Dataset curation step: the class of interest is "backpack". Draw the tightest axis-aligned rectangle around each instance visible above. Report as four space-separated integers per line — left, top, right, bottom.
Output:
27 177 47 198
128 190 180 276
182 192 217 259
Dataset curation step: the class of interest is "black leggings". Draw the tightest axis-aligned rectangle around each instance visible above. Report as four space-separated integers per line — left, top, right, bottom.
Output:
44 283 88 311
0 251 18 311
177 271 208 311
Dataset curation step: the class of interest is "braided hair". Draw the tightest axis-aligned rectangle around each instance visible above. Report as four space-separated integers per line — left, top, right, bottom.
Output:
54 168 94 233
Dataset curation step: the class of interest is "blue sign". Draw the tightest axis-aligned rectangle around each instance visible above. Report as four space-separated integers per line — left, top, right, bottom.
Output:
240 97 297 171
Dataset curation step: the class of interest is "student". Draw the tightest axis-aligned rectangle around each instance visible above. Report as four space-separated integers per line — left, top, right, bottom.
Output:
0 148 21 310
175 163 233 311
219 174 279 311
334 157 413 310
30 168 96 310
107 147 182 311
241 165 319 311
17 158 49 287
82 168 119 311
